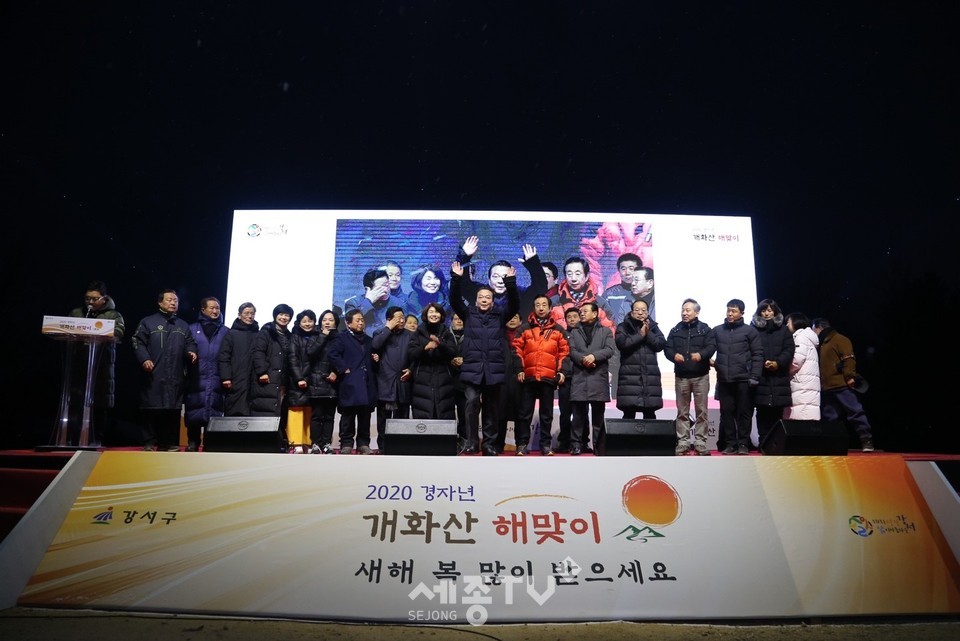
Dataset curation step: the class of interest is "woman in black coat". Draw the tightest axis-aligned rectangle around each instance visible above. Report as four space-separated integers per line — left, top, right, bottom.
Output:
407 303 458 420
249 304 294 443
288 309 339 453
615 299 666 419
751 299 795 448
217 302 260 417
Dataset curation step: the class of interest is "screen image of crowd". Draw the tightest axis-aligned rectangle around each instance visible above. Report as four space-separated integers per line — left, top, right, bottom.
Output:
73 219 873 458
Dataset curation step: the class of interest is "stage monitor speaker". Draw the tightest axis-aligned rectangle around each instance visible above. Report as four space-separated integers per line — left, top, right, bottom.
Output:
760 419 848 456
603 419 676 456
384 419 457 456
204 416 281 453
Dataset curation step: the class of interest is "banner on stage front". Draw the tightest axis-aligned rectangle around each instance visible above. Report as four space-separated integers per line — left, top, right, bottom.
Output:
19 454 960 623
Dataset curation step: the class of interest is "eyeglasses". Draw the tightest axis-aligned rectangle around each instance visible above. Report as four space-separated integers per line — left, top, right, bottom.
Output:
84 296 104 303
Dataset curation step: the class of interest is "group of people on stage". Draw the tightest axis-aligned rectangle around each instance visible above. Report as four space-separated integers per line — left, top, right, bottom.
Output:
66 238 873 456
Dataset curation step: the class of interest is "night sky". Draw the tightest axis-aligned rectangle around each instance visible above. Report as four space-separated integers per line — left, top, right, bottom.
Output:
4 4 957 451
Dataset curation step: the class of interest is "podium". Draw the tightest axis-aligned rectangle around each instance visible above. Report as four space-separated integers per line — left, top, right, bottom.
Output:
41 315 118 450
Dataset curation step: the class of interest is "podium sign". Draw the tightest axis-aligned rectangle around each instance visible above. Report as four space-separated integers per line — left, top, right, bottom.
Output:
42 315 118 451
42 315 116 338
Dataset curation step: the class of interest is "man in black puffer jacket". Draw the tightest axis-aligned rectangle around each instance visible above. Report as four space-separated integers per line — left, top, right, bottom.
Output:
449 260 519 457
712 299 763 455
132 289 198 451
664 298 716 456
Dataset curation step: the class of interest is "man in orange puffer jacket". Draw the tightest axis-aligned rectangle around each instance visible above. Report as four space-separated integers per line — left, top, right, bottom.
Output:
513 295 571 456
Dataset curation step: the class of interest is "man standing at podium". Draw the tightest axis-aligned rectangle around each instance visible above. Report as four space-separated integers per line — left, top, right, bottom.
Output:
67 280 125 446
132 289 197 451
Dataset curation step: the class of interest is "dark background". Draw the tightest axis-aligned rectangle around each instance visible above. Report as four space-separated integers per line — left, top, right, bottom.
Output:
3 3 957 452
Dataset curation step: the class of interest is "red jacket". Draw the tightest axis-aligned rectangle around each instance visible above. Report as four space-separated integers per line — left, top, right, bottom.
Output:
513 313 570 383
548 280 616 331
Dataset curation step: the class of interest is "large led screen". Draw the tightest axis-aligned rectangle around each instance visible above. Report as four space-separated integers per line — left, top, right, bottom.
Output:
225 210 756 333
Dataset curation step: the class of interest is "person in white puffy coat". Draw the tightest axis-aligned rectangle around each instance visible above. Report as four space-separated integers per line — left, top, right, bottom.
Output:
784 313 820 420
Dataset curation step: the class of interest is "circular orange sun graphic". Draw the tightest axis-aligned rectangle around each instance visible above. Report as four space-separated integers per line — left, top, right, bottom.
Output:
621 475 682 527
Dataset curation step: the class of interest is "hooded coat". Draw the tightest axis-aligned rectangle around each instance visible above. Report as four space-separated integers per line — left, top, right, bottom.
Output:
217 317 260 416
184 312 228 428
751 312 795 408
786 326 821 420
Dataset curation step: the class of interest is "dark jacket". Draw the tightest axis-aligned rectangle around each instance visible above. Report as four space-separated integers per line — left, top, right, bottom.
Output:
131 311 197 409
249 321 291 416
184 313 228 428
615 316 666 411
663 319 716 379
450 327 466 392
287 326 338 406
328 329 377 408
407 322 458 419
216 317 260 416
372 325 413 404
67 296 125 408
455 250 548 318
449 271 519 386
817 327 859 392
713 318 763 383
567 321 616 401
751 313 795 408
343 290 407 337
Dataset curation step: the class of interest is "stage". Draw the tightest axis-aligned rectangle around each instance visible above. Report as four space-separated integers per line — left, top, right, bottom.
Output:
2 447 959 626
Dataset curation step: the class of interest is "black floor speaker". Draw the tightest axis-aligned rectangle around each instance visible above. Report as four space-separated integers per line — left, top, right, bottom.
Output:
603 419 676 456
384 419 457 456
204 416 281 453
760 419 848 456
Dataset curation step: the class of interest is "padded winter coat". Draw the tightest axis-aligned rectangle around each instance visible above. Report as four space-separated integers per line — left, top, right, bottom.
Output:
615 317 666 411
751 314 794 408
131 311 197 410
513 312 570 385
184 315 228 428
407 323 457 419
663 319 715 379
712 318 763 383
449 272 519 386
786 327 820 420
217 318 260 416
249 322 291 416
287 326 338 407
